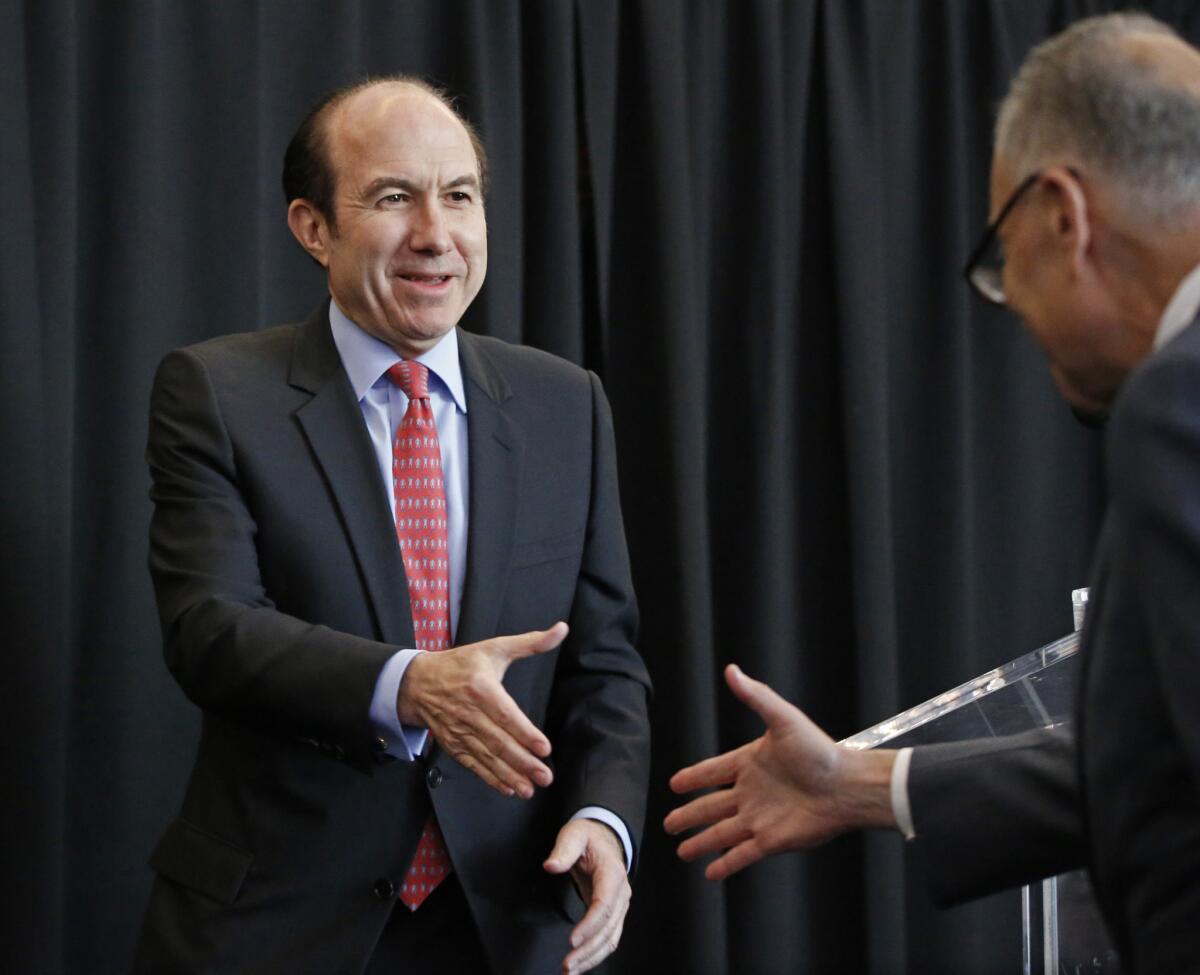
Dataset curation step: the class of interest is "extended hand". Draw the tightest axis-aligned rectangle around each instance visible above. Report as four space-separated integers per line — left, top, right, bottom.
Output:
397 622 568 797
664 664 896 880
544 819 631 975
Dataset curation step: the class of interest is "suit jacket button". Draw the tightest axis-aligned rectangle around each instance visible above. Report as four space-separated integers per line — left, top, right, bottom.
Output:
373 878 395 900
427 766 443 789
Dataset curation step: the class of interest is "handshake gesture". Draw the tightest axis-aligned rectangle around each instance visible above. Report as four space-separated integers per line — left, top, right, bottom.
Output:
664 665 898 877
398 622 569 798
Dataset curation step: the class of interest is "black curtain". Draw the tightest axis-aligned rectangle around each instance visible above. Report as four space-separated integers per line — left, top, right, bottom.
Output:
6 1 1198 972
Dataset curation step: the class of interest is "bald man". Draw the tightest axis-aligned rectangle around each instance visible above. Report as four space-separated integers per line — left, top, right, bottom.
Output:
135 77 650 975
667 15 1200 972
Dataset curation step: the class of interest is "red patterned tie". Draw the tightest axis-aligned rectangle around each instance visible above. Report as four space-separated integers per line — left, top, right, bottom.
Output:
387 360 453 911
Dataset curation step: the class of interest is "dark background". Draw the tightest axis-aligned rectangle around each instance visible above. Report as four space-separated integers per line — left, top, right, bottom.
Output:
5 1 1196 972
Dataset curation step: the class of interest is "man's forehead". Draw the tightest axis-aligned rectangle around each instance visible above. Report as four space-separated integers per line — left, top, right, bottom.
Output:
328 83 475 165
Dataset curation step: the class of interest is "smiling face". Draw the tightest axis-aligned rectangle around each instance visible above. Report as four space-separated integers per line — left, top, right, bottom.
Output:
289 83 487 357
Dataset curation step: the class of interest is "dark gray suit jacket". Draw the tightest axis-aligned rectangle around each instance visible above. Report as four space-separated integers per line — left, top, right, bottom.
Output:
909 315 1200 973
134 304 652 974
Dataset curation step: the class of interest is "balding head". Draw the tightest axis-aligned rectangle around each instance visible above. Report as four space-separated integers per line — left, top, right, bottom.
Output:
996 13 1200 230
282 75 488 233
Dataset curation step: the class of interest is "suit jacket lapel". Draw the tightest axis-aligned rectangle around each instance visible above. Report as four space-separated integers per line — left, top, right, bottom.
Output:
456 330 523 646
288 302 415 648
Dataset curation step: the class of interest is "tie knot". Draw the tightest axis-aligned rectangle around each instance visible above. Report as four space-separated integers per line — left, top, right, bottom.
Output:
387 360 430 400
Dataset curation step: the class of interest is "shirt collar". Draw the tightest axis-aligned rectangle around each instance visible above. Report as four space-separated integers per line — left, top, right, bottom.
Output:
1153 262 1200 353
328 300 468 413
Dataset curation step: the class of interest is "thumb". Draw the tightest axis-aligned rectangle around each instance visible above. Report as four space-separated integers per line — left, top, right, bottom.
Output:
493 621 569 664
543 822 586 874
725 663 802 731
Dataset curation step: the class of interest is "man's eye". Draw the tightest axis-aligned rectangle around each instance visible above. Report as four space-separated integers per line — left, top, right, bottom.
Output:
447 191 472 204
381 193 409 204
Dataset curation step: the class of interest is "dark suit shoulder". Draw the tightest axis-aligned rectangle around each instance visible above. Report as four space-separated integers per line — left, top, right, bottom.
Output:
461 330 590 378
1114 314 1200 412
1106 316 1200 513
458 330 597 411
168 322 301 379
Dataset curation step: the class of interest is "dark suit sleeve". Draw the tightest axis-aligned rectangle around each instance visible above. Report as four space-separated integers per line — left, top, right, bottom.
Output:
907 726 1087 905
147 348 394 767
545 371 652 865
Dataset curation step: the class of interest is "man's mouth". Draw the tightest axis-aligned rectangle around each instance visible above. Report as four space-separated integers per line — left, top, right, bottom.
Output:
398 273 452 284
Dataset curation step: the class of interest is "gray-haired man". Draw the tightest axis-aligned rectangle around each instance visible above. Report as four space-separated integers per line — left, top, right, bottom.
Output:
666 14 1200 972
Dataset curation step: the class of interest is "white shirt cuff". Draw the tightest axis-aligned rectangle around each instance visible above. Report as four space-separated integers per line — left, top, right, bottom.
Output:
891 746 916 840
368 649 429 760
571 806 634 872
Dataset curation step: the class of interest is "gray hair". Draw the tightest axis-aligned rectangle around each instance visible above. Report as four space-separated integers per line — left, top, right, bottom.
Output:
996 13 1200 226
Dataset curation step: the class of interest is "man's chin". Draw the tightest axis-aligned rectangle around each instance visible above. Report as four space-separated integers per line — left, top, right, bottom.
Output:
1069 404 1109 429
1051 367 1111 428
390 326 456 357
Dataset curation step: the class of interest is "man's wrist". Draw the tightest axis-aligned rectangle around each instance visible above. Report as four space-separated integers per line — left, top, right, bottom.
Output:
369 649 427 760
835 747 900 832
571 806 633 871
395 649 428 726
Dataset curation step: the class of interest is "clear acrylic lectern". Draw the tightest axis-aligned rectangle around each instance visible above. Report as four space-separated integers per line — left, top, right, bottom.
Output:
841 589 1120 974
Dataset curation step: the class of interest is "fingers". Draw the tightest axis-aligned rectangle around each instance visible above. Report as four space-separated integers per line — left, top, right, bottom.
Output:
563 861 630 974
490 622 569 665
704 838 766 882
663 785 739 836
673 812 753 863
469 625 569 763
485 686 553 760
543 823 587 875
668 741 752 795
724 663 803 731
452 739 541 798
438 706 554 797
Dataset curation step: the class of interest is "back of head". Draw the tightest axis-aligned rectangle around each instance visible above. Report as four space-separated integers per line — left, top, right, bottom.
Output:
997 13 1200 228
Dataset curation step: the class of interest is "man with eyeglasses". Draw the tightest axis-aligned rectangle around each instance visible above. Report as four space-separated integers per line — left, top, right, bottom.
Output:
665 13 1200 972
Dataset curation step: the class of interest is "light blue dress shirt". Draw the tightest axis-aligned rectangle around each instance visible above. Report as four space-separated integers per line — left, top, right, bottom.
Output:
328 302 633 868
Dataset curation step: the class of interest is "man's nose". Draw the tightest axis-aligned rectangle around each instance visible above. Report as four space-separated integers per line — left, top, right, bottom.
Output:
408 201 452 255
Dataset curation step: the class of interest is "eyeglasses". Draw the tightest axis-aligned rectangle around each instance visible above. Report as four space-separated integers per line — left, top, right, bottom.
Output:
962 170 1042 306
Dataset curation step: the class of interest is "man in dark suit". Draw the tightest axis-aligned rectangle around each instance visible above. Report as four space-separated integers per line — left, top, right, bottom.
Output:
665 14 1200 972
135 76 651 975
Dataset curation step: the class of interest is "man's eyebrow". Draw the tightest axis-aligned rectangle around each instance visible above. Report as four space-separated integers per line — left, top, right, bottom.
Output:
361 174 480 198
443 174 480 192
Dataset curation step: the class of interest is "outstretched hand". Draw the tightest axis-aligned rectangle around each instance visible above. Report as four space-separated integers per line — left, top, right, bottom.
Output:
398 622 568 797
664 664 897 880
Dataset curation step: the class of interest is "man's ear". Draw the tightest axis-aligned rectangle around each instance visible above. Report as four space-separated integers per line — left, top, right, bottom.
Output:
1040 166 1091 271
287 199 332 267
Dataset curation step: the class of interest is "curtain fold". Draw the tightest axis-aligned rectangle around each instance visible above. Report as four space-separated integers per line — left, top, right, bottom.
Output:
2 4 66 971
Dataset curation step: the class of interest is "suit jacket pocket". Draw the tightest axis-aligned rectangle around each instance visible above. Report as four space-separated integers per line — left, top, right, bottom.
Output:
148 817 254 906
511 529 584 570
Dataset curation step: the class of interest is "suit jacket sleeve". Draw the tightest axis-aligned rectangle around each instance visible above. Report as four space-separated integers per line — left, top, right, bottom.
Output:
146 346 394 768
907 726 1088 905
544 371 652 864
